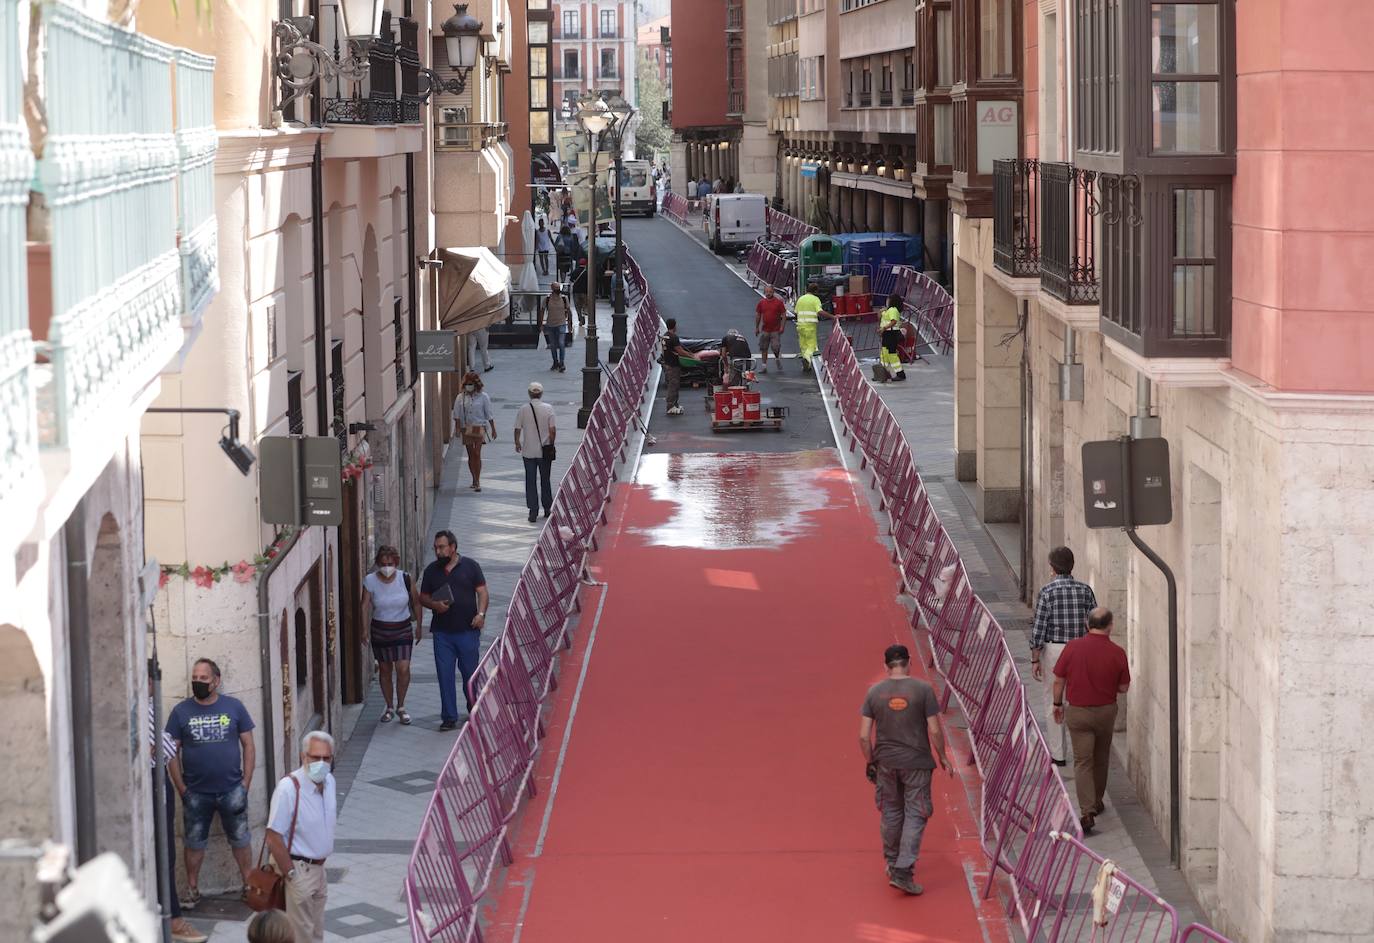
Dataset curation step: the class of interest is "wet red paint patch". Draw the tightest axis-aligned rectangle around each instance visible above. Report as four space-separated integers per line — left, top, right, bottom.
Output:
483 451 1008 943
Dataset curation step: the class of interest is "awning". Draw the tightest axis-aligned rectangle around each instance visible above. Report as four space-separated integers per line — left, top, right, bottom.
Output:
438 247 511 333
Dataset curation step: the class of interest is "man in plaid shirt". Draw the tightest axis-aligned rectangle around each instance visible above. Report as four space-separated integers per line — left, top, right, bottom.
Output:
1030 546 1097 765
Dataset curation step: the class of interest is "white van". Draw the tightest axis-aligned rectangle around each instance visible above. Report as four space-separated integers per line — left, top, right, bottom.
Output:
608 160 657 217
704 193 767 253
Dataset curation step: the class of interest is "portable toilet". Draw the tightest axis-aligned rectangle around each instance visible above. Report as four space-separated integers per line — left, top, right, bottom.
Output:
796 234 846 302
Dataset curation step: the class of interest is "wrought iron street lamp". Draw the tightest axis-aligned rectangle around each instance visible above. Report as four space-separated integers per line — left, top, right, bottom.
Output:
574 96 626 428
605 96 636 362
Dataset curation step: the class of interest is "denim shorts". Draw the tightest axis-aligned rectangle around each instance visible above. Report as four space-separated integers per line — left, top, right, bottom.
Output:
182 783 251 850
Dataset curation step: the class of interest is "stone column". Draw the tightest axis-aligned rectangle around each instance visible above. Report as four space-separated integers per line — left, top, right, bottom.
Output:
903 197 921 238
953 248 978 482
867 190 884 230
883 194 901 232
974 243 1023 523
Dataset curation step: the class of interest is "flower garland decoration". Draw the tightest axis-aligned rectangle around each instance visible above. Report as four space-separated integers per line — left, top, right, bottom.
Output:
342 449 373 482
159 527 302 589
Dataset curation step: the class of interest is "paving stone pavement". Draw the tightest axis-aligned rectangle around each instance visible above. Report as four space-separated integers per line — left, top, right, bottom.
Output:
189 282 627 943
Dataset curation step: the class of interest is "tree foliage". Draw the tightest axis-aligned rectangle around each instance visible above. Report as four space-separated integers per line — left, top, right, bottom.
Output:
634 52 672 160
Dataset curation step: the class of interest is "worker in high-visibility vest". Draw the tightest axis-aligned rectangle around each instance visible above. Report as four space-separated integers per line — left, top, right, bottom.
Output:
878 293 908 382
794 282 824 371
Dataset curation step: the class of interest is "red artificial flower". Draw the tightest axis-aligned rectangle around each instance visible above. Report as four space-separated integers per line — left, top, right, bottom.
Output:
190 566 216 589
159 570 171 589
231 560 256 584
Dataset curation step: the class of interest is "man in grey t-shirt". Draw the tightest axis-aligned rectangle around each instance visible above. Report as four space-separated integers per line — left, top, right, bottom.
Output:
859 644 953 895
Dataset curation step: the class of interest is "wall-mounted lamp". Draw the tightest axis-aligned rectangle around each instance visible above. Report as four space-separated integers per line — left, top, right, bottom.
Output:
146 408 256 477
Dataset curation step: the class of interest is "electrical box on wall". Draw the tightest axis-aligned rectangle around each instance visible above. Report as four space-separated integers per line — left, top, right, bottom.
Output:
259 436 344 526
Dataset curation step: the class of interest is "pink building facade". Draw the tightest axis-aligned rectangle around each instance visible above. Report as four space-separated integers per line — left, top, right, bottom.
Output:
964 0 1374 938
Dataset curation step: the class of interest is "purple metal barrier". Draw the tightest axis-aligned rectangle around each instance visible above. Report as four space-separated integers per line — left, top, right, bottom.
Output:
1177 925 1234 943
1028 832 1180 942
820 328 1195 942
407 253 664 942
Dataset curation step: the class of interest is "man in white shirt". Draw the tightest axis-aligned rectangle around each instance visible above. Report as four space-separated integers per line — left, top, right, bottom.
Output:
513 381 558 524
265 731 338 943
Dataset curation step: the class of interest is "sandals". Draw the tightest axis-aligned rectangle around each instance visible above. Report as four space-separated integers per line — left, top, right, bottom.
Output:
398 708 412 725
380 708 395 723
179 887 201 910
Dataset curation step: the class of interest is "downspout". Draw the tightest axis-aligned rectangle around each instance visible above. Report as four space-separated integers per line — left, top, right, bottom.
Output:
63 498 96 864
1019 299 1033 600
255 527 303 791
311 142 328 437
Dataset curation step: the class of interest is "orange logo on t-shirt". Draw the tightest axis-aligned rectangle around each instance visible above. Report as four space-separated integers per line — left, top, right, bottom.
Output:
887 697 910 711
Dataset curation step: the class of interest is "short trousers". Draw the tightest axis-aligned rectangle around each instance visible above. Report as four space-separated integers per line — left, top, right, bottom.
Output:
758 331 782 354
371 618 415 664
183 783 251 850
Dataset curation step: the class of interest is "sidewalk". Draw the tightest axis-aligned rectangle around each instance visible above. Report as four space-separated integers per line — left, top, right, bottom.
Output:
835 348 1208 929
192 284 621 943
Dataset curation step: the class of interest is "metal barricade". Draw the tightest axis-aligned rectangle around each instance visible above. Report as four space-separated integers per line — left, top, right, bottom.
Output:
818 329 1208 943
406 252 663 942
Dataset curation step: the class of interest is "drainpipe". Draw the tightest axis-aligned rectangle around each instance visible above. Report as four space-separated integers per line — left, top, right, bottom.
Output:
1060 326 1083 401
63 498 97 864
256 528 303 791
1019 300 1033 600
1120 374 1179 867
311 141 328 437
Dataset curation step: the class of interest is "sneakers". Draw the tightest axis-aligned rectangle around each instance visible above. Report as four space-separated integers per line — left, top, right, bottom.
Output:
170 918 208 943
759 365 767 374
667 406 684 415
887 870 924 896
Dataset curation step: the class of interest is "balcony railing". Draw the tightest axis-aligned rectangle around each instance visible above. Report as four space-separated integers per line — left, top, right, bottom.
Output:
0 35 38 527
597 68 619 79
878 88 893 106
399 17 424 124
37 4 189 447
174 49 219 334
554 27 582 39
554 66 580 79
727 89 744 116
1040 162 1099 305
768 0 798 24
598 28 621 39
993 158 1040 278
859 90 872 107
313 12 422 125
436 122 509 151
901 88 915 105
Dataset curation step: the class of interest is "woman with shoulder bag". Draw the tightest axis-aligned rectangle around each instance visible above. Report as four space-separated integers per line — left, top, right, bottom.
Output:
454 371 497 491
360 545 422 725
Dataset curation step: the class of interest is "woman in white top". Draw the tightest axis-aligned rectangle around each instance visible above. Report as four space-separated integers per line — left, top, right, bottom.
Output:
453 371 497 491
360 546 421 724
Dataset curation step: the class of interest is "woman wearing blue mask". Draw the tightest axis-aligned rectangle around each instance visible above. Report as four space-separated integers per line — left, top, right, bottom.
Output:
361 546 421 725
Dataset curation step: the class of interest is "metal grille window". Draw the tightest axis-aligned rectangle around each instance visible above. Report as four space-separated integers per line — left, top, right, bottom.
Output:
1075 0 1120 155
1171 187 1217 335
330 340 346 448
1151 2 1220 153
393 298 407 393
600 49 617 78
287 370 304 435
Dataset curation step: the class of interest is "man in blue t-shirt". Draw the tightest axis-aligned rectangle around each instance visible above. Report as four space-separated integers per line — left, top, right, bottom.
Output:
165 657 256 907
419 530 489 730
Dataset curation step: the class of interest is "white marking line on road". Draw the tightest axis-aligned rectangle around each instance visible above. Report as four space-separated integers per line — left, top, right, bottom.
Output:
813 354 860 477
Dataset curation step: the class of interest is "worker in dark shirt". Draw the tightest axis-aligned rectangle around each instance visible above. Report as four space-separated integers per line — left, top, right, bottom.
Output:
718 329 752 387
660 317 698 416
754 285 788 373
859 644 953 896
1053 607 1131 834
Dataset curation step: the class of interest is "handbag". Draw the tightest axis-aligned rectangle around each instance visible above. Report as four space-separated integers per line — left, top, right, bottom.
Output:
529 404 556 462
245 775 300 912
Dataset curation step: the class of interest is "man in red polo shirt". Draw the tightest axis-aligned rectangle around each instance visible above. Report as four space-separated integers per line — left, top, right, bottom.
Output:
1052 606 1130 834
755 284 788 373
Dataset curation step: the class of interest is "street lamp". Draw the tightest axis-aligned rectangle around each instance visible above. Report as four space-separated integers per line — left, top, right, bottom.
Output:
605 96 636 362
419 3 486 99
573 96 626 428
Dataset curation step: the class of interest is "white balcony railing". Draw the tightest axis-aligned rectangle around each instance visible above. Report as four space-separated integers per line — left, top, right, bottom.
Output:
35 2 209 448
175 49 219 340
0 0 38 534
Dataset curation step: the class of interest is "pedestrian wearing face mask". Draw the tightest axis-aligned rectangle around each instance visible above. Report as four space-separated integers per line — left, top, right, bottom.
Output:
264 731 337 943
453 371 496 492
419 530 489 730
361 546 421 725
165 658 257 907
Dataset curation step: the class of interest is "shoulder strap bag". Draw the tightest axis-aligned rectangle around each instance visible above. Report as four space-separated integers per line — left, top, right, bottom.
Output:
528 404 556 463
245 775 301 912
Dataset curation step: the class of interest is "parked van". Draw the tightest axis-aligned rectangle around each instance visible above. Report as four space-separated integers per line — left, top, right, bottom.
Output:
704 193 767 253
608 160 656 217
